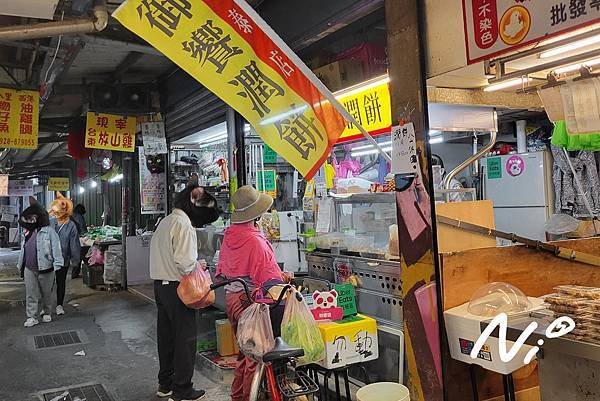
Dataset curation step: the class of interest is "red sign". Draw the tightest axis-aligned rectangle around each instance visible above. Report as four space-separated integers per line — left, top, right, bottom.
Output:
463 0 600 64
472 0 499 49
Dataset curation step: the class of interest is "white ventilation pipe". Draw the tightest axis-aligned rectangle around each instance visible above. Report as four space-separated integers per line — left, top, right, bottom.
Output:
516 120 527 154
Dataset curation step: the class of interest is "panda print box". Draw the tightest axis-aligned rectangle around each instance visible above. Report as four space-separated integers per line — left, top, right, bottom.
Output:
311 290 344 321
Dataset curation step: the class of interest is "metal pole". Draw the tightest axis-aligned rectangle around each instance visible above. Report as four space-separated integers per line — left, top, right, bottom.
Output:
234 112 246 187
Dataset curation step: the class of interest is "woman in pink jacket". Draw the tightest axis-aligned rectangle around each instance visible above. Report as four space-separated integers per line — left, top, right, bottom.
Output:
216 185 289 401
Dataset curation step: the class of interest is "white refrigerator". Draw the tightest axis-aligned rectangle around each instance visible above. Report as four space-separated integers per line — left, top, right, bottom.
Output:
483 151 554 244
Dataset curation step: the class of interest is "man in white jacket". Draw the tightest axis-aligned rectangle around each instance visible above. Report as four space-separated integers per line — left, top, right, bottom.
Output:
150 178 220 401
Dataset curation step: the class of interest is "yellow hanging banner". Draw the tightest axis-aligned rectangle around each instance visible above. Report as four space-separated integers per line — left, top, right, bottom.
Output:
0 88 39 150
48 177 70 192
113 0 347 179
85 112 136 152
337 79 391 142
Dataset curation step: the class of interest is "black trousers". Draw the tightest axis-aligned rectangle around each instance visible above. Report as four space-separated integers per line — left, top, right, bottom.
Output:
56 266 68 306
154 280 197 396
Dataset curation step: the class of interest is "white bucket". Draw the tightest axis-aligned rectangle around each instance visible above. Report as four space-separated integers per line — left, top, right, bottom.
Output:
356 382 410 401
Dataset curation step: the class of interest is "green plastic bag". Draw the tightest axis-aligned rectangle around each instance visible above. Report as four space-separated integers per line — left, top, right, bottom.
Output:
281 290 325 365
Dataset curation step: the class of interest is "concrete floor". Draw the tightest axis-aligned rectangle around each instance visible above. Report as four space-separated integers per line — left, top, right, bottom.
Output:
0 269 230 401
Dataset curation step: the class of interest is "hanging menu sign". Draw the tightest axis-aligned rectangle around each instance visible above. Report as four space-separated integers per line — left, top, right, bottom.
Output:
48 177 70 192
8 180 34 196
463 0 600 64
141 121 168 155
391 123 418 175
139 147 167 215
0 88 39 149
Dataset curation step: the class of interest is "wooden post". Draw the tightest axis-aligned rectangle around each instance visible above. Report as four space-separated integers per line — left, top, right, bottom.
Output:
386 0 445 400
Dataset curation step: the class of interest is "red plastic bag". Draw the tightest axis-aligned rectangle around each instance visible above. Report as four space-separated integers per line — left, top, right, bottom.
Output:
177 267 215 309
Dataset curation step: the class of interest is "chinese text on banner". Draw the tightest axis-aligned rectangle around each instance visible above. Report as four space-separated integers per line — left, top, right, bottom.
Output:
48 177 70 192
85 112 136 152
0 88 39 149
113 0 346 179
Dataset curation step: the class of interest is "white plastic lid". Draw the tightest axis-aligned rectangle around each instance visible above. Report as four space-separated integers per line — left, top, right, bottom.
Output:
468 282 532 317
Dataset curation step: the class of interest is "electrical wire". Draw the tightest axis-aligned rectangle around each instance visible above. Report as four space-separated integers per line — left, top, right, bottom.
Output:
43 11 65 83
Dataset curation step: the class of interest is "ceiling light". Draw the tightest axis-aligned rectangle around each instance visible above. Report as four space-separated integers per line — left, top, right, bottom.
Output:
351 146 392 158
429 137 444 145
78 185 85 194
540 34 600 59
554 57 600 74
484 77 532 92
199 136 227 148
335 75 390 99
352 140 392 151
199 130 227 143
90 180 98 188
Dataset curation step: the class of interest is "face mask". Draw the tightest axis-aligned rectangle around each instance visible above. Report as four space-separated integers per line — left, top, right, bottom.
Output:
174 185 221 228
19 200 50 231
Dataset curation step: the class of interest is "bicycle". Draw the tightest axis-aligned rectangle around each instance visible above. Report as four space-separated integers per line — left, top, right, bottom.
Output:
210 278 320 401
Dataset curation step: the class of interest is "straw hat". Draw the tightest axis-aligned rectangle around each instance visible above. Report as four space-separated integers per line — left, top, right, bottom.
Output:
231 185 273 224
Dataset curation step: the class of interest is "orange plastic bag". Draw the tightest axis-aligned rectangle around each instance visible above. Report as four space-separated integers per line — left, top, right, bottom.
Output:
177 267 215 309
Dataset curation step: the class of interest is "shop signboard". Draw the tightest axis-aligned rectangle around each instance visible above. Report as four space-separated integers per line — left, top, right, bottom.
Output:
0 88 39 149
141 121 168 155
47 177 70 192
334 283 358 317
463 0 600 64
391 123 418 175
263 144 278 164
257 169 276 198
8 180 34 197
0 175 8 196
114 0 348 180
337 78 391 142
85 112 136 153
139 147 167 215
487 157 503 179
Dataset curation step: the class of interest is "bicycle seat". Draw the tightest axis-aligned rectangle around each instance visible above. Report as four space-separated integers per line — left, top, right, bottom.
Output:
262 337 304 363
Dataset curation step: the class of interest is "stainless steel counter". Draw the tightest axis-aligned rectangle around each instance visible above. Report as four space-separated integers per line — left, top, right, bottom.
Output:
481 314 600 400
306 252 402 327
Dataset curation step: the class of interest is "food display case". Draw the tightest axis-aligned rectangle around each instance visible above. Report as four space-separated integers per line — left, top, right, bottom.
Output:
306 193 403 383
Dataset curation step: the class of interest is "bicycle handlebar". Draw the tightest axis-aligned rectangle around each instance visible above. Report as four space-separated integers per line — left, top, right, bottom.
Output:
210 278 303 308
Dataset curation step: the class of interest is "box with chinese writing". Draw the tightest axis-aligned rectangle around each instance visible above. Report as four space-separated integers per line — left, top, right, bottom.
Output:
316 314 378 369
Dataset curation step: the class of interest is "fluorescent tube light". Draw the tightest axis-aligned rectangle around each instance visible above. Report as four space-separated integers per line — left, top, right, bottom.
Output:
484 77 532 92
352 140 392 151
554 57 600 74
199 130 227 143
540 34 600 59
335 75 390 99
351 146 392 158
429 137 444 144
199 136 227 148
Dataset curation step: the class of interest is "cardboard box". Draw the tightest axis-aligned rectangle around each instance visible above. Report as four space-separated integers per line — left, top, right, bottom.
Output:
216 319 239 357
316 314 378 369
313 59 364 92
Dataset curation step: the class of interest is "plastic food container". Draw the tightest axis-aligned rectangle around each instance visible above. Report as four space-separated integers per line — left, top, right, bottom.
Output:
555 285 600 300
